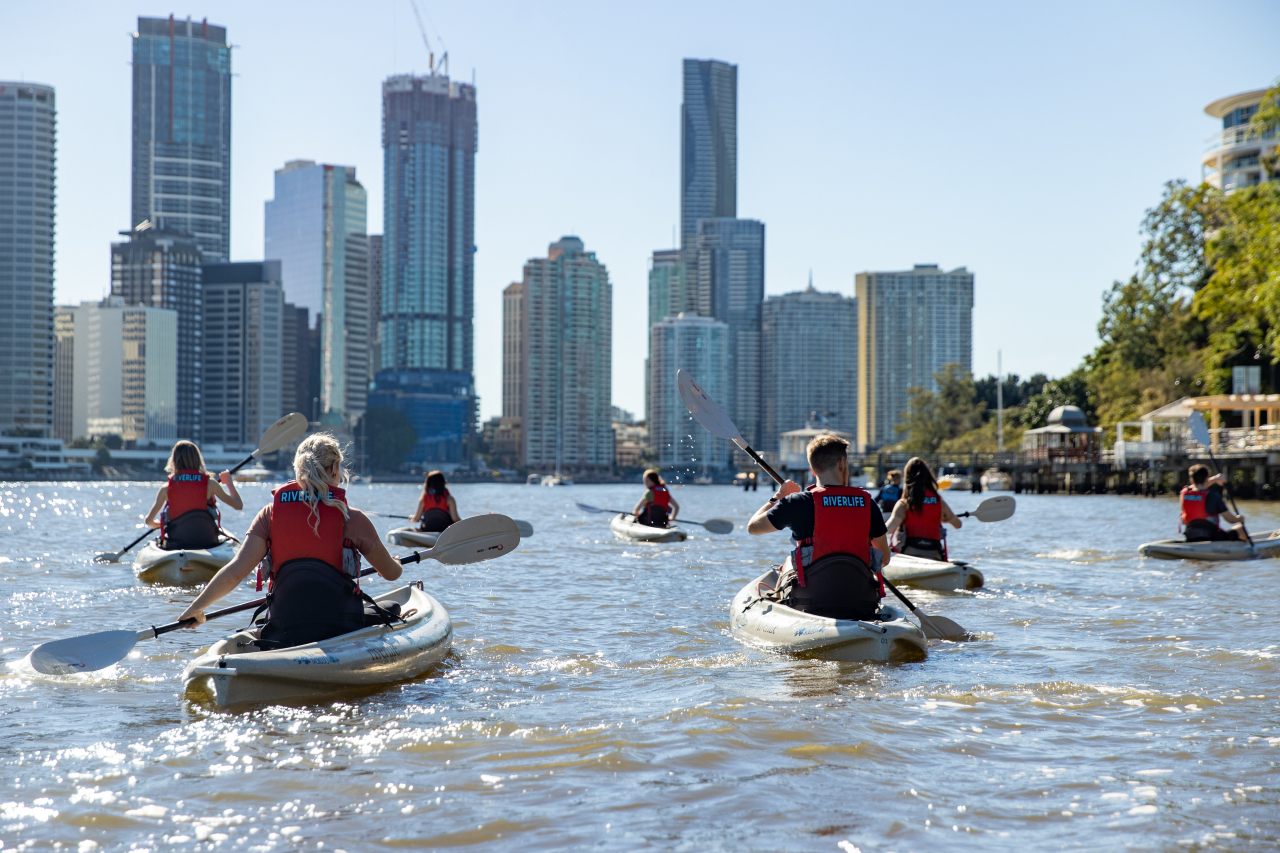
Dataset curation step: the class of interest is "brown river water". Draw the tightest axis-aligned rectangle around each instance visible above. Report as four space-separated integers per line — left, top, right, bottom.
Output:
1 482 1277 851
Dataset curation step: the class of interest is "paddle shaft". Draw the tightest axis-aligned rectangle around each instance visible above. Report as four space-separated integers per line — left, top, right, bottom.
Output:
1202 447 1256 548
113 529 153 558
732 439 785 485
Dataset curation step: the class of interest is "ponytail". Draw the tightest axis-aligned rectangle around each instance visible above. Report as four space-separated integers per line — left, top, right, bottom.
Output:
292 434 349 535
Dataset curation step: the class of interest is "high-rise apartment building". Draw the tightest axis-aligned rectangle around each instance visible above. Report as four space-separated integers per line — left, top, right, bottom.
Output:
649 314 729 471
856 264 974 450
761 281 858 454
1202 88 1279 194
111 225 203 439
645 249 683 430
520 237 613 473
201 262 284 446
697 217 764 455
0 82 56 437
280 302 316 420
681 60 737 280
502 282 524 421
53 308 75 442
264 160 368 427
377 72 477 463
367 234 382 381
131 16 231 263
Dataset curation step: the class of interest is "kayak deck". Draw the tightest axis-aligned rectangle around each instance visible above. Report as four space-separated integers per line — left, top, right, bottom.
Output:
134 540 236 585
885 553 984 590
385 527 442 548
610 514 688 543
1138 528 1280 561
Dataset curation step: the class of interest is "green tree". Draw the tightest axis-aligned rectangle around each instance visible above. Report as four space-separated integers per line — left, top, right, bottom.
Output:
356 408 418 472
896 363 986 453
1022 367 1093 429
1248 79 1280 176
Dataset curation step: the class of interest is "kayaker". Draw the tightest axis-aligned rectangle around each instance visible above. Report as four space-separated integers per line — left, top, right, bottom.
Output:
633 468 680 528
410 470 461 533
885 457 962 560
746 434 888 620
1181 464 1247 542
178 434 404 648
877 469 903 513
142 440 243 550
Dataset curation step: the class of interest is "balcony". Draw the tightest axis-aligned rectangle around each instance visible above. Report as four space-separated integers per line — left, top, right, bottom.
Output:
1204 124 1277 154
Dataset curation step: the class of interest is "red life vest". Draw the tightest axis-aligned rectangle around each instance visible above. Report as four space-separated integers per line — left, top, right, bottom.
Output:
262 481 357 591
904 489 943 540
1180 486 1220 528
166 469 212 517
421 487 450 514
792 486 879 593
651 484 671 509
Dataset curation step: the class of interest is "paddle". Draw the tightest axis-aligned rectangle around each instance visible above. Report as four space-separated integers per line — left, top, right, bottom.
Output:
365 510 534 538
30 514 522 675
574 501 734 535
955 495 1017 522
1187 412 1256 552
676 369 966 641
92 412 309 564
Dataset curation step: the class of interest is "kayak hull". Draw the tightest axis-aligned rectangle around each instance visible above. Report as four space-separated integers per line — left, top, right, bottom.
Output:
730 571 928 662
385 527 441 549
134 540 236 585
885 553 984 590
182 584 451 706
1138 529 1280 561
610 514 688 543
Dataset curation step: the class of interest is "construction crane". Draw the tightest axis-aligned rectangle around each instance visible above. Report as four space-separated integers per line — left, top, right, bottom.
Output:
408 0 447 76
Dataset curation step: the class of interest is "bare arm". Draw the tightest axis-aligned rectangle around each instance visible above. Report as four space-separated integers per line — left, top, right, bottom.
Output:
632 489 654 516
668 495 679 520
349 510 402 580
884 500 907 536
872 533 889 561
143 487 167 529
447 495 461 523
747 480 800 535
938 497 962 529
178 534 267 625
410 499 422 524
208 471 243 511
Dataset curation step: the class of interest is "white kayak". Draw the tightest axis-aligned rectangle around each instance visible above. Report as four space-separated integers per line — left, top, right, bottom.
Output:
134 540 236 585
1138 529 1280 561
385 527 441 549
610 514 688 543
885 553 985 590
182 583 452 706
730 570 928 662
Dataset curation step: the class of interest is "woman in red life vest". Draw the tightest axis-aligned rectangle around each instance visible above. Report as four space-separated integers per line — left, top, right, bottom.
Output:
885 456 962 561
178 434 405 647
142 441 243 550
1181 463 1247 541
409 470 461 533
633 468 680 528
747 435 888 620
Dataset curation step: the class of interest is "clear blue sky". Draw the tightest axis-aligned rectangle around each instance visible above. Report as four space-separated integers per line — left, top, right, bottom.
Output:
4 1 1277 420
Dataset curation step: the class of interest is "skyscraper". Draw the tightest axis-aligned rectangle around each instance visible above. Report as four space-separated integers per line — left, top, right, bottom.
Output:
264 160 369 426
649 314 729 471
645 249 682 428
502 282 524 421
762 281 858 453
131 16 231 263
697 217 764 455
111 225 203 439
0 82 56 437
367 234 382 381
378 72 477 463
681 59 737 280
201 262 284 446
520 237 613 473
856 265 974 450
279 302 316 420
53 307 75 442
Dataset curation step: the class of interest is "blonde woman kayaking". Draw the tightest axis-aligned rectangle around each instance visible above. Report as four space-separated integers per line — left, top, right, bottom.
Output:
142 440 242 549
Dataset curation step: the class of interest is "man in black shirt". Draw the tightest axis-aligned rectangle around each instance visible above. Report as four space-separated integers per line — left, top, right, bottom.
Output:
1181 464 1247 542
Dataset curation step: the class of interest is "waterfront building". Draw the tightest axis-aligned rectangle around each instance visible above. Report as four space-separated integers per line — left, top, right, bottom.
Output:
520 237 613 473
367 370 475 466
0 82 56 437
367 234 382 381
856 264 974 450
696 217 764 458
131 16 231 263
280 303 316 420
110 225 203 439
681 58 737 298
503 281 524 421
201 262 284 446
649 314 729 471
1202 88 1279 194
761 281 857 455
264 160 369 427
378 72 477 463
482 415 522 470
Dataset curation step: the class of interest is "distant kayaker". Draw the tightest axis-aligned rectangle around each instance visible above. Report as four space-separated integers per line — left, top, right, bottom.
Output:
1181 464 1247 542
410 470 461 533
142 440 243 550
877 469 903 513
178 434 405 647
633 468 680 528
885 457 962 561
746 434 888 620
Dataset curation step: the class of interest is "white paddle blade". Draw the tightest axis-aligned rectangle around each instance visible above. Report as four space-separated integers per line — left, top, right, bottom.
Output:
515 519 535 537
677 369 743 442
254 412 308 458
971 496 1016 523
425 514 521 565
1188 411 1211 448
93 552 121 564
916 611 966 641
30 629 146 675
702 518 734 535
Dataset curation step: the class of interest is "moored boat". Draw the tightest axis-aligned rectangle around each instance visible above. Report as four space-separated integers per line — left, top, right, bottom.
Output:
885 553 985 590
182 582 451 706
609 513 688 543
134 540 236 585
730 570 928 662
385 527 442 549
1138 529 1280 561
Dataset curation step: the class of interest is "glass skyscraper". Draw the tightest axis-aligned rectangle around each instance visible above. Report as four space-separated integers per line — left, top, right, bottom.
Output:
0 82 56 437
649 314 729 471
680 58 737 289
131 16 231 263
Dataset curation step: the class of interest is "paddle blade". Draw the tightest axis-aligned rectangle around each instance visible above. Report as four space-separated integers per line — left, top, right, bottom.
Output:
1188 411 1211 447
575 502 610 515
424 514 521 565
30 629 144 675
255 412 308 457
92 552 121 564
515 519 535 537
701 518 734 535
971 495 1016 523
677 369 743 442
916 611 966 641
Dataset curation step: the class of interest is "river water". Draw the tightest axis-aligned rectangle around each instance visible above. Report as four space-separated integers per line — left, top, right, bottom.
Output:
1 482 1277 851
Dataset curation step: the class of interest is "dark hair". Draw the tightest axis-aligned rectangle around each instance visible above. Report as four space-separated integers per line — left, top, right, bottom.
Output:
903 457 939 512
806 434 849 473
1189 464 1210 486
887 469 902 481
644 468 665 487
425 470 448 493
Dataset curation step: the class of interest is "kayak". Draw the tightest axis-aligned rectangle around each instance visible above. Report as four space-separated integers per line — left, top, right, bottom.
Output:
610 514 688 543
182 582 452 706
134 540 236 585
730 569 928 662
885 553 985 590
385 527 441 549
1138 529 1280 561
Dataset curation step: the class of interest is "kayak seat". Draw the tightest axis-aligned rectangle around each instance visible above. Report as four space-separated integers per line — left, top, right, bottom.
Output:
255 558 368 651
777 554 881 622
163 509 222 550
419 509 454 533
636 505 670 529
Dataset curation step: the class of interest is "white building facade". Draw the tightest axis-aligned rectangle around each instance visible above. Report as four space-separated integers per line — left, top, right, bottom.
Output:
1202 89 1278 194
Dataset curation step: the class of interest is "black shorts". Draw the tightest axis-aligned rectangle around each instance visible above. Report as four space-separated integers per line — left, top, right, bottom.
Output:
1185 520 1233 542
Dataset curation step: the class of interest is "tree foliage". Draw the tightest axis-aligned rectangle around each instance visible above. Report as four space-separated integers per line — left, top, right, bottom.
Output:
1022 367 1093 429
357 407 418 472
896 364 986 454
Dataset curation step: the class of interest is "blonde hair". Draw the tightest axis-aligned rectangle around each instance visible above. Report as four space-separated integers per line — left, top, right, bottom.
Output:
293 433 350 534
165 440 207 475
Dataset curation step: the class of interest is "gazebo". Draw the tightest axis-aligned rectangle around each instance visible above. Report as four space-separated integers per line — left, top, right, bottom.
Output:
1020 406 1103 462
